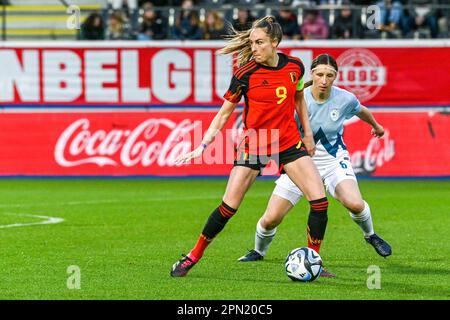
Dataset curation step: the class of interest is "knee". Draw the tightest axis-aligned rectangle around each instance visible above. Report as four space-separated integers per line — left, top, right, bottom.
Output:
260 214 280 230
345 199 365 214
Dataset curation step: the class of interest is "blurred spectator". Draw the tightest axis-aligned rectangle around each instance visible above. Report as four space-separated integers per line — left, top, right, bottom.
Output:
109 0 139 29
437 0 449 38
375 0 403 38
301 9 329 39
331 1 363 39
171 0 203 39
138 2 168 40
276 9 300 40
232 8 256 31
202 10 227 40
401 0 439 38
106 11 133 40
0 0 10 4
78 12 105 40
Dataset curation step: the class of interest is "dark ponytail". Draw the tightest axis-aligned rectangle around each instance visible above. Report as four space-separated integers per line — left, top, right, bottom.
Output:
303 80 313 89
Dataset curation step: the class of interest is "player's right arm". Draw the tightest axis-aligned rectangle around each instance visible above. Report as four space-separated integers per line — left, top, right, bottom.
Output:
175 100 238 164
175 67 246 164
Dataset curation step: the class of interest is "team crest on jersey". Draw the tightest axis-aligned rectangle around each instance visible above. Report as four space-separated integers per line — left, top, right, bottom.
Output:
289 72 297 83
330 108 340 121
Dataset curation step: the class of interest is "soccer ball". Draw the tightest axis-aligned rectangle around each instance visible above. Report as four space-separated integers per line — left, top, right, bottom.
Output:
285 247 323 282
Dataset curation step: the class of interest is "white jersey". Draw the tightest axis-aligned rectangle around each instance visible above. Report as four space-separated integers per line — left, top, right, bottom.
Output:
296 85 362 167
275 86 362 204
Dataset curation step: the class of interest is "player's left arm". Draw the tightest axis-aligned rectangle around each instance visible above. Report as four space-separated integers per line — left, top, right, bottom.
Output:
295 89 315 156
356 106 384 138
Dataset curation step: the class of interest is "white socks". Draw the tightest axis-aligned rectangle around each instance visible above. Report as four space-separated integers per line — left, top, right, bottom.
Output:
254 201 375 256
349 200 375 238
255 218 277 256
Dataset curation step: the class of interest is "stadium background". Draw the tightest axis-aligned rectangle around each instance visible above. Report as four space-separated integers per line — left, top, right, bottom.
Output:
0 0 449 301
0 0 449 178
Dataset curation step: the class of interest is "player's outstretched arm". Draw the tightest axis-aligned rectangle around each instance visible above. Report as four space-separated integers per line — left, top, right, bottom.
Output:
357 106 384 138
295 90 316 156
175 100 238 164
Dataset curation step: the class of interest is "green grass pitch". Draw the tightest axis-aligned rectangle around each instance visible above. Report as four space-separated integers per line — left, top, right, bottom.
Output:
0 179 448 300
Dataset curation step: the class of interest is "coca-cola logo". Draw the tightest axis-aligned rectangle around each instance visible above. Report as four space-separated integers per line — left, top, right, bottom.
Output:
350 129 395 175
54 118 199 167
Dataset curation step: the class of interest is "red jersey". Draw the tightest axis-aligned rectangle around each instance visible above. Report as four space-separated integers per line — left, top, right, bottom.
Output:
223 53 305 155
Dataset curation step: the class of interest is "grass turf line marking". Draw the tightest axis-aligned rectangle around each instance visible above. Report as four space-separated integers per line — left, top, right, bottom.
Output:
0 213 64 229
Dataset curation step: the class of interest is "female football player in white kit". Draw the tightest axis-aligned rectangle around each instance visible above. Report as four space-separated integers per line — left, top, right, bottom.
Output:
238 54 392 274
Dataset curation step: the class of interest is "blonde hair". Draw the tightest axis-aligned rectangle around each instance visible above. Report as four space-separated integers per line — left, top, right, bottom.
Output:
218 15 283 68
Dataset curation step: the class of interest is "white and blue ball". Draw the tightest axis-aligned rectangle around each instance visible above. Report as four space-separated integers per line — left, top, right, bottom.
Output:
285 247 323 282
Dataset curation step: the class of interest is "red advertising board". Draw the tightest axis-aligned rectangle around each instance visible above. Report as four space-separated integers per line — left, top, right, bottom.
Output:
1 42 450 107
344 111 449 177
0 111 448 177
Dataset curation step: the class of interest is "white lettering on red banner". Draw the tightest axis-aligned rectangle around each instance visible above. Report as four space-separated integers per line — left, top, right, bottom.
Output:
54 118 199 168
1 45 449 105
0 111 446 177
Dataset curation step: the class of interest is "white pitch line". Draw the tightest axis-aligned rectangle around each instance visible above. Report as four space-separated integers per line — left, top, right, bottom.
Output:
0 213 64 229
0 192 271 228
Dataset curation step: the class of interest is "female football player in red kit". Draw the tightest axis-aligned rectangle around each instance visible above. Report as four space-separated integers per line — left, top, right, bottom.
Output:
170 16 332 277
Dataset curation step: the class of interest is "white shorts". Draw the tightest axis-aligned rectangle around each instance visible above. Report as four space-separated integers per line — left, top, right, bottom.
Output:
273 151 357 205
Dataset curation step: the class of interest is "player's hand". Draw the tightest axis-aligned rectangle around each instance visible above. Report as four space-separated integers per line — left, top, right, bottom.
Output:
303 134 316 157
371 124 384 138
175 146 204 164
